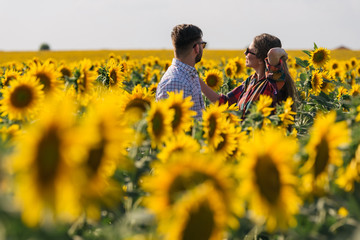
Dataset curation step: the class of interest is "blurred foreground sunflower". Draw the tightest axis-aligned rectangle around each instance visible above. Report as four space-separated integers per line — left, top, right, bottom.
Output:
157 133 200 163
335 144 360 192
120 84 154 123
204 122 238 161
147 101 174 148
10 99 81 226
300 111 350 195
74 100 134 219
141 152 243 229
237 128 301 232
161 183 228 240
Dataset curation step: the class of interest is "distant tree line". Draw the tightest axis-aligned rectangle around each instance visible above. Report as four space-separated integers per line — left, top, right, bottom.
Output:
39 43 50 51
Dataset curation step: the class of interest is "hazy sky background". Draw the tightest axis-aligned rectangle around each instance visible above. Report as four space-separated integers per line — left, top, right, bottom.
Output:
0 0 359 51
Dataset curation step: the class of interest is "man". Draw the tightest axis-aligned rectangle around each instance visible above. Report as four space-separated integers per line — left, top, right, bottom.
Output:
156 24 206 120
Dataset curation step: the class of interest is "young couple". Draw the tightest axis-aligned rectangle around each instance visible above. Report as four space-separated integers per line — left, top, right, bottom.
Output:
155 24 297 120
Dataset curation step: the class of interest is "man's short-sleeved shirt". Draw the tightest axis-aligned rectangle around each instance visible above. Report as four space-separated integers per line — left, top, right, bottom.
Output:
156 58 204 119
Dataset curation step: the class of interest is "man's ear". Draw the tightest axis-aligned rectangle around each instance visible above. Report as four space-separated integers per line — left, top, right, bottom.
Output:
193 44 199 55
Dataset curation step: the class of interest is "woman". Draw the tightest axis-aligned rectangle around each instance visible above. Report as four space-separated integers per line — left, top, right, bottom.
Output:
200 33 297 118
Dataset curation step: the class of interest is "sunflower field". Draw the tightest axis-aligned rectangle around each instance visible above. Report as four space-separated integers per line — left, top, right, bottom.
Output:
1 45 360 240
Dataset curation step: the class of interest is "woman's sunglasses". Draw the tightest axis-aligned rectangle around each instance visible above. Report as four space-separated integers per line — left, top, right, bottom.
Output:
244 48 256 56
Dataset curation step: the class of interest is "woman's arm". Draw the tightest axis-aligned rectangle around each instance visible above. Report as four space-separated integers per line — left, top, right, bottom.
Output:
199 78 221 103
267 48 288 66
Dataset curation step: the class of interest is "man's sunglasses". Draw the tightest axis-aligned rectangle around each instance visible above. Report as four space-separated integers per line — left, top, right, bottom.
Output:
193 41 207 49
244 48 256 56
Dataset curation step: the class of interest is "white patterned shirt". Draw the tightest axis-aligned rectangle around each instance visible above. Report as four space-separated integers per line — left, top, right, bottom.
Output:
156 58 204 120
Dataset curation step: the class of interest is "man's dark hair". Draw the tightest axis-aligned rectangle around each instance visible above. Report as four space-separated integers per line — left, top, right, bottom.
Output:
171 24 202 57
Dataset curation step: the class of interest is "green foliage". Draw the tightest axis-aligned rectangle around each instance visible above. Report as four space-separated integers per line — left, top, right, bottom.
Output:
39 43 51 51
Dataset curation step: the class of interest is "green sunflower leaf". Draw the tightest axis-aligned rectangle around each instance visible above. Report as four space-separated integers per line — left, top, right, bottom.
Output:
303 50 312 57
295 57 310 68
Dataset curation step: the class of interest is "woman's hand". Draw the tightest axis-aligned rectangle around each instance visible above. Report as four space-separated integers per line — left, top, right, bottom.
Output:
267 48 288 66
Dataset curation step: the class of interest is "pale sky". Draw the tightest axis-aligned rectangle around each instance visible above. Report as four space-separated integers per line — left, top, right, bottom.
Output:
0 0 359 51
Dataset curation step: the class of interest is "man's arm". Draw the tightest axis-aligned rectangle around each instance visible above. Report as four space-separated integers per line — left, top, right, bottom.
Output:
199 78 220 103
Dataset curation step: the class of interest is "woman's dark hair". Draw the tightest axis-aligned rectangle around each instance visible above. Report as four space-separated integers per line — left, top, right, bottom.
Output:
254 33 298 110
171 24 202 57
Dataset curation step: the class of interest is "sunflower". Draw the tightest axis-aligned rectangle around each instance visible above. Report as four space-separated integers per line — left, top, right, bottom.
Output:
278 97 296 127
27 57 42 68
356 65 360 77
2 69 20 86
330 68 345 83
320 72 335 95
356 105 360 122
237 127 301 232
204 122 238 161
310 47 331 68
289 68 298 82
120 84 154 123
157 133 200 163
163 60 172 71
337 86 348 99
150 69 161 83
232 57 246 76
202 103 230 148
226 111 241 125
27 62 62 96
107 59 125 88
0 75 44 121
224 62 236 79
344 61 351 71
148 83 158 96
256 95 274 117
203 69 223 91
141 152 243 228
143 66 152 83
227 127 248 162
74 99 133 219
11 99 81 226
44 58 57 67
161 183 227 240
327 60 340 71
162 91 196 134
349 57 357 69
335 146 360 192
58 64 72 78
77 59 98 97
300 111 350 195
309 70 323 96
0 124 20 142
147 101 174 149
349 84 360 97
